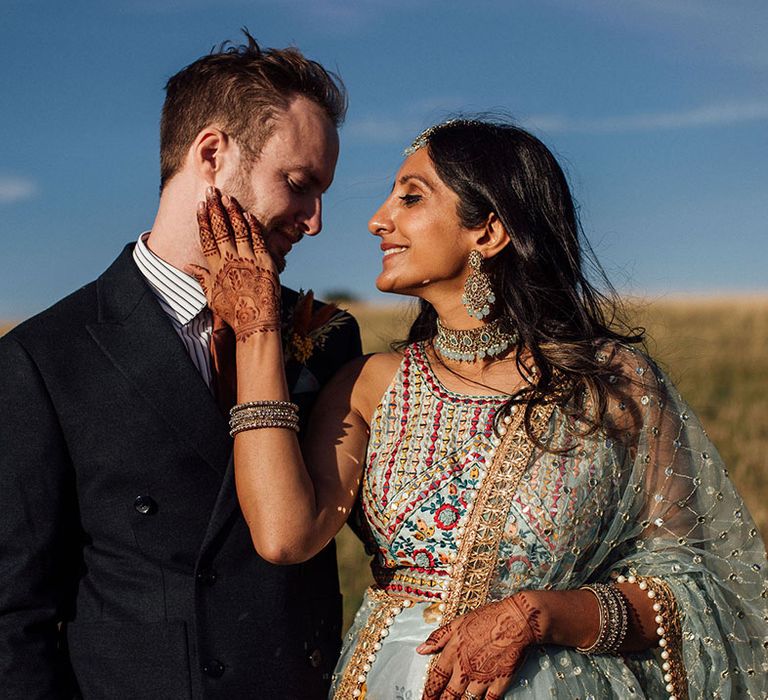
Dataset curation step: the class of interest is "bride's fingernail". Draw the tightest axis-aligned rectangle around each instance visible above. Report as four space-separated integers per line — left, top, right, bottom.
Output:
415 644 428 653
197 201 206 212
221 194 231 206
207 185 215 196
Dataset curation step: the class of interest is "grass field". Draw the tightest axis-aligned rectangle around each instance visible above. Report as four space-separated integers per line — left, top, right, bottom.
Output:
3 298 767 631
335 297 768 628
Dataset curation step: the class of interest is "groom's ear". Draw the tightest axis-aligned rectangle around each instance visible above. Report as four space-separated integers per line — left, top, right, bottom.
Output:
190 126 234 185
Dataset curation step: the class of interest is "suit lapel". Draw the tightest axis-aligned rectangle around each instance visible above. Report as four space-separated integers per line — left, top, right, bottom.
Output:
87 245 231 476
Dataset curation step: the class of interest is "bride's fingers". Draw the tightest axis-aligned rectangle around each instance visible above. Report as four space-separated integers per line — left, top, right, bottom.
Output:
417 622 454 654
244 211 269 256
485 675 514 700
224 194 253 258
464 681 489 700
206 187 237 257
197 202 218 260
421 662 452 700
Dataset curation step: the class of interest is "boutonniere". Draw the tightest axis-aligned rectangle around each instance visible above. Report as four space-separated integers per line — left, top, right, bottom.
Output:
282 289 347 364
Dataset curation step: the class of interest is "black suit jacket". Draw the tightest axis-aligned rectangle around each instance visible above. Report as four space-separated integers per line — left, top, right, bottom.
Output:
0 245 362 699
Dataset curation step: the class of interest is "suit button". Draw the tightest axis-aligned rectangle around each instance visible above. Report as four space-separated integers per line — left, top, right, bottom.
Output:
201 659 225 678
308 648 323 668
133 495 157 515
196 569 217 585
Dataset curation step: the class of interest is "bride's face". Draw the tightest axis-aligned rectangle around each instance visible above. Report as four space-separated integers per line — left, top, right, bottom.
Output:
369 148 479 298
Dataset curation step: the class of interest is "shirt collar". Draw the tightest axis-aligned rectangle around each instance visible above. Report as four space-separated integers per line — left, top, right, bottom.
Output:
132 232 208 325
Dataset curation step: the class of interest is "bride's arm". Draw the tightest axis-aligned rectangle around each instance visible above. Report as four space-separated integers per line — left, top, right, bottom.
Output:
235 341 371 563
189 188 372 563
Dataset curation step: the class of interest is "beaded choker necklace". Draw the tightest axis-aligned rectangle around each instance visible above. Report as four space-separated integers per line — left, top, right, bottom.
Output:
433 316 518 362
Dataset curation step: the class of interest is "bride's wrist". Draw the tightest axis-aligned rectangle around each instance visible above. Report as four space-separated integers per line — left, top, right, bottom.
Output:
508 590 548 644
516 589 600 648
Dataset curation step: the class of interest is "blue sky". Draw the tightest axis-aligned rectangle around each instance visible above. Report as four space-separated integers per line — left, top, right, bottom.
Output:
2 0 766 318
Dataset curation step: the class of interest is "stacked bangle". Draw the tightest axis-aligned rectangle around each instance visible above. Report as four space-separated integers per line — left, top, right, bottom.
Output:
576 582 629 654
229 400 300 436
612 573 687 700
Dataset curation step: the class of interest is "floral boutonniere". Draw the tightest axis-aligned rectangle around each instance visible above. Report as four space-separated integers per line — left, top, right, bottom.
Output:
282 289 347 364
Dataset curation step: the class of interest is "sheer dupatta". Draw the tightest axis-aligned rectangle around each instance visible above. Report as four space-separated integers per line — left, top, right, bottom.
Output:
519 345 768 697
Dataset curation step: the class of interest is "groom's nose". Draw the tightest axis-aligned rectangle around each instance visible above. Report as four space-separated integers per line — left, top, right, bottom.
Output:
300 196 323 236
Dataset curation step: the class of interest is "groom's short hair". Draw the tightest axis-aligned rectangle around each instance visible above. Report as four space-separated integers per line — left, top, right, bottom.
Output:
159 30 347 191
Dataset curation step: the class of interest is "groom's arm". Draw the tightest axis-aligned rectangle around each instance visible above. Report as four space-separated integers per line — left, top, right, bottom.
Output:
0 333 79 699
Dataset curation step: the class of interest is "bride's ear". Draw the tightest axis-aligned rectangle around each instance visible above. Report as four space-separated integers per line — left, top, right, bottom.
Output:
189 126 234 186
471 213 511 259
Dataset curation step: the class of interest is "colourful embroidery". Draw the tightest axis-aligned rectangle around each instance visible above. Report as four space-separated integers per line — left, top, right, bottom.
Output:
359 343 508 594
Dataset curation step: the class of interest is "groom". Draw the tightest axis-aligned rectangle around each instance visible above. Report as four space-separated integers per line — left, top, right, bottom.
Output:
0 34 360 699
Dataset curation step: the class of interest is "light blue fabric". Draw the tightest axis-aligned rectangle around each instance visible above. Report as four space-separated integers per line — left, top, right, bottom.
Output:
332 344 768 699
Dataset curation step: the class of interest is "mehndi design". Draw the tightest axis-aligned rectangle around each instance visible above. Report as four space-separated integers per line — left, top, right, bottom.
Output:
190 188 281 342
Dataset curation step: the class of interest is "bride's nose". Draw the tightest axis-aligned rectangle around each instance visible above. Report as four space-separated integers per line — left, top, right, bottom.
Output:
368 203 392 237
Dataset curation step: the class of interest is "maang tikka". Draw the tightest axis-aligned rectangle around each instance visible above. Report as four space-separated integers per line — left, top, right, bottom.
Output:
462 250 495 319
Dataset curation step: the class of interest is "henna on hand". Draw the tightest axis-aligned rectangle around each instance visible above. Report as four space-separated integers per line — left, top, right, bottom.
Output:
244 211 269 254
453 596 535 685
192 188 281 342
207 187 234 244
422 664 451 700
210 251 280 340
420 595 540 700
421 624 453 651
197 201 218 258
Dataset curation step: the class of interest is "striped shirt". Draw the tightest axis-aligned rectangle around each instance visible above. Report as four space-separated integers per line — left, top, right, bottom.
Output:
132 233 213 388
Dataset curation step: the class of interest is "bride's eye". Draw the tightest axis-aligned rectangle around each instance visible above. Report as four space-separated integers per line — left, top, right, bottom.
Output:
399 194 421 206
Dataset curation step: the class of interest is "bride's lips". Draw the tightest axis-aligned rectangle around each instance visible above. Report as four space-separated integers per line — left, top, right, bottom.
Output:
381 242 408 263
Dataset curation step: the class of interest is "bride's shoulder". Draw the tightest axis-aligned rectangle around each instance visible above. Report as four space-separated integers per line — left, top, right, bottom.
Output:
324 352 404 421
353 351 404 397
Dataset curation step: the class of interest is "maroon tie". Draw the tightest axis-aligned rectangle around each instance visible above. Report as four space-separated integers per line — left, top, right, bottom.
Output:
209 312 237 416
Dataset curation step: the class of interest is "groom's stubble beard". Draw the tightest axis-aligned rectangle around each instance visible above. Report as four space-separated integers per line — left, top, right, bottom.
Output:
223 161 288 273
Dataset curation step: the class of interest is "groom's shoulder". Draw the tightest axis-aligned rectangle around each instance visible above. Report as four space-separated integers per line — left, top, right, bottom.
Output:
2 243 141 354
4 244 139 353
2 279 99 352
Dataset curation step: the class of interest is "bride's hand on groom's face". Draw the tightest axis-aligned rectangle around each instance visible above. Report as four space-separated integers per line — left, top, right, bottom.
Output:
185 187 282 342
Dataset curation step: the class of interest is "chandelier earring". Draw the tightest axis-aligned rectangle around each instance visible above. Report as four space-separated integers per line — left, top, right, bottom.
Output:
461 250 495 320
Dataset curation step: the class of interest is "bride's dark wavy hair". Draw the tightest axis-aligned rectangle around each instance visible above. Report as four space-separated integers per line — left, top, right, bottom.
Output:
401 118 644 442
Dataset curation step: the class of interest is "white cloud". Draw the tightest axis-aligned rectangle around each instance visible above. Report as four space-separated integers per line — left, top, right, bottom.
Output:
0 176 38 204
525 100 768 134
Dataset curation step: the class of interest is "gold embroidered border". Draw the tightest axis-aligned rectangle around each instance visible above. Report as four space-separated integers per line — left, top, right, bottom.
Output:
334 587 405 699
651 576 689 700
442 401 556 622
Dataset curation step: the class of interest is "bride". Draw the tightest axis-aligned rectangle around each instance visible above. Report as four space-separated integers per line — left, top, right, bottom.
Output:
189 119 767 699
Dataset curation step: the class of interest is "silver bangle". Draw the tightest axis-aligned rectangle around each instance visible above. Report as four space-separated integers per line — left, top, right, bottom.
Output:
229 417 300 436
230 400 298 416
228 400 300 436
577 582 629 654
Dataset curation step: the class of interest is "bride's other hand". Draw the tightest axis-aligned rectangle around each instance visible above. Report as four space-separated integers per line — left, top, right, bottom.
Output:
186 186 281 341
417 594 541 700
